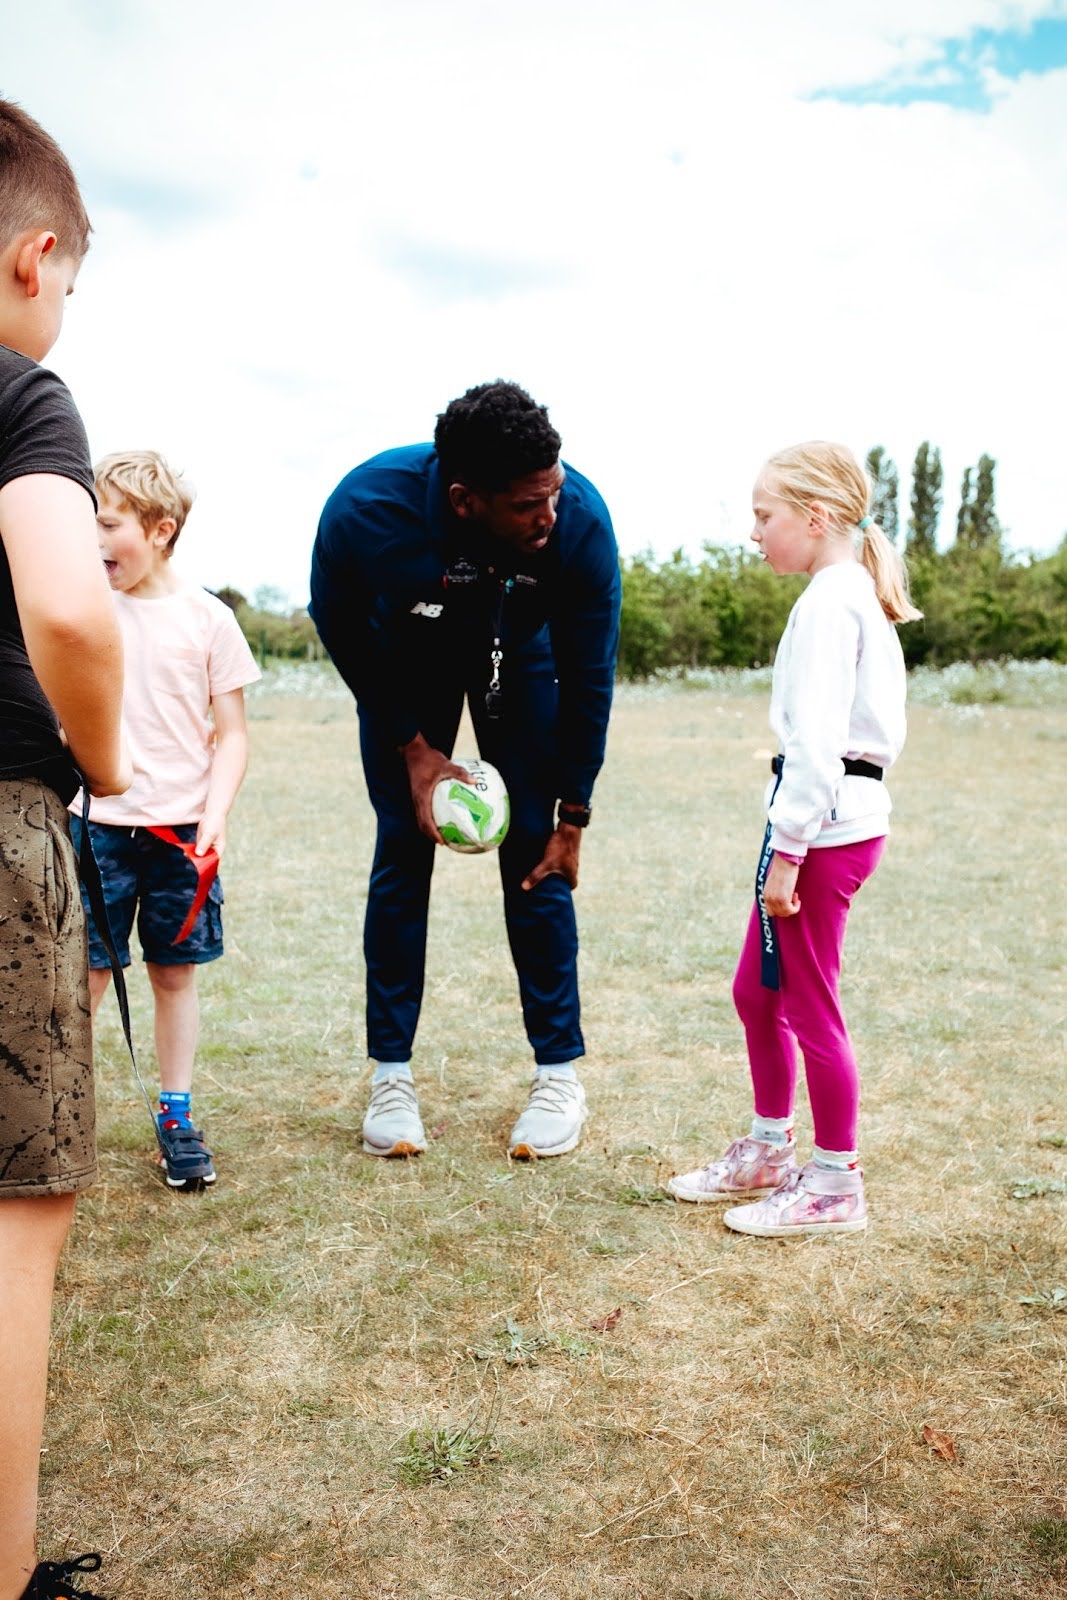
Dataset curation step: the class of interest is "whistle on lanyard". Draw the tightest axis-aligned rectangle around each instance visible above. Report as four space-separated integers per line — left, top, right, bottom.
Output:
485 577 514 721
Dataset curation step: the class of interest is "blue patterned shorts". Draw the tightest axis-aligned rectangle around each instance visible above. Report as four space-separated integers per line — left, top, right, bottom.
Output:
70 819 224 969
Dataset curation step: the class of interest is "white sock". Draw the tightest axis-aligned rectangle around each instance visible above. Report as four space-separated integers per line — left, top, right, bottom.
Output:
541 1061 579 1079
813 1144 858 1171
751 1114 794 1147
372 1060 413 1084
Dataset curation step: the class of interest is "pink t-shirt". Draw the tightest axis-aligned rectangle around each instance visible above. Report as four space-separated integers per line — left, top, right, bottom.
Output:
71 586 260 826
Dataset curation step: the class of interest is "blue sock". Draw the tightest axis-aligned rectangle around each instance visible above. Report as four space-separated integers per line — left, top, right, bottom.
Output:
158 1091 192 1130
371 1060 413 1084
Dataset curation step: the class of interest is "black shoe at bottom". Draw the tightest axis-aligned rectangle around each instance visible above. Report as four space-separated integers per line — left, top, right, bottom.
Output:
20 1553 108 1600
157 1119 217 1190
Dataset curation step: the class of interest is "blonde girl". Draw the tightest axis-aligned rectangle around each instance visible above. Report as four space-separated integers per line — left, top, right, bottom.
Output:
668 442 920 1236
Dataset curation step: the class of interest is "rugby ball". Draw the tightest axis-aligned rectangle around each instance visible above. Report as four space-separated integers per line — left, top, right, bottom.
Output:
432 757 510 854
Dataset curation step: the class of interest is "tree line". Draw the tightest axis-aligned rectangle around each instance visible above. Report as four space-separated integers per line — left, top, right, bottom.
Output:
213 585 325 664
617 445 1065 675
216 446 1067 676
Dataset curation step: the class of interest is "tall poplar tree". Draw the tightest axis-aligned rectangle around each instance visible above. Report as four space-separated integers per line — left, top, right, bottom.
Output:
972 453 1000 548
954 455 1000 550
865 446 900 542
908 441 942 558
956 466 975 545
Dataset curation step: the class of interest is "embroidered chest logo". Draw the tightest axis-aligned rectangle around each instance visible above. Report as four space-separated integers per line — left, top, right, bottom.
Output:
443 557 479 587
410 601 444 618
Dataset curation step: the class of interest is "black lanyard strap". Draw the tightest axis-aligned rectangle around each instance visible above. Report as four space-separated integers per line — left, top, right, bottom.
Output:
75 786 165 1156
485 577 514 721
755 765 785 991
756 752 885 990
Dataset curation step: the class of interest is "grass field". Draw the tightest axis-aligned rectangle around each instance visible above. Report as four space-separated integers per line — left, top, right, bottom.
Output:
47 665 1066 1600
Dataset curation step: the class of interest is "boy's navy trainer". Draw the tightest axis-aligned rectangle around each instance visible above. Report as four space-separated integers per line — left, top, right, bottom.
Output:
157 1114 216 1189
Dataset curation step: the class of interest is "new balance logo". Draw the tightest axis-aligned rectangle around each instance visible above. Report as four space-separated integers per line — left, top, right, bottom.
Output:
410 601 443 618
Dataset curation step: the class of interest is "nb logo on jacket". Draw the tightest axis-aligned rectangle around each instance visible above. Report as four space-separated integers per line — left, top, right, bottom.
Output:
410 601 443 618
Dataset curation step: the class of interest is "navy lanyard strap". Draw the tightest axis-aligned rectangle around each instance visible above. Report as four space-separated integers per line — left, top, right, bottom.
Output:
756 752 885 991
74 785 165 1156
755 764 784 991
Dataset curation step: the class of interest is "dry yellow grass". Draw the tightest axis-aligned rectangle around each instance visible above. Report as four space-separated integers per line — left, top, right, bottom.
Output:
47 671 1067 1599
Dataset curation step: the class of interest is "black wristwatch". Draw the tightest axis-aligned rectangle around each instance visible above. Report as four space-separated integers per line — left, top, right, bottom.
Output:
557 802 592 829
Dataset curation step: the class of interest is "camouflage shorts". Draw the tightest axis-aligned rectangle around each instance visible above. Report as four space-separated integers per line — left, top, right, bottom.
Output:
0 779 95 1196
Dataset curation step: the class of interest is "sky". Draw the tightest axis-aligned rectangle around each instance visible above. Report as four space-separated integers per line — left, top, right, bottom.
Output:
4 0 1066 606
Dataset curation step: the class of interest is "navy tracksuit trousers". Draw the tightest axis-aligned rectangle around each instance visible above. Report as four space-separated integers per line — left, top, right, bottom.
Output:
359 635 583 1067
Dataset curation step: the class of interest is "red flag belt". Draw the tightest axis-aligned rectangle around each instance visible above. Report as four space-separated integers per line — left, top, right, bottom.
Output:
145 827 219 944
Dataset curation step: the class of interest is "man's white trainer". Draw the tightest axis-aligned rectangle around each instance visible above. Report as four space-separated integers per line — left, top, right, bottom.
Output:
362 1074 427 1157
508 1071 587 1158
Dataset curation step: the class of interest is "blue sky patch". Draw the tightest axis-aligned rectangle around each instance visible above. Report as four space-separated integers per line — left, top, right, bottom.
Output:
83 168 228 229
377 237 572 304
813 14 1067 113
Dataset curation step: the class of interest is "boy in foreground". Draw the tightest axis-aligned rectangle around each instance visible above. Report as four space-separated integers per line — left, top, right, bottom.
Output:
72 451 260 1189
0 101 130 1600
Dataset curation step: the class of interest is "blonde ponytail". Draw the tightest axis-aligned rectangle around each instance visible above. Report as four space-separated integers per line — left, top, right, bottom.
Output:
762 440 922 626
858 521 922 624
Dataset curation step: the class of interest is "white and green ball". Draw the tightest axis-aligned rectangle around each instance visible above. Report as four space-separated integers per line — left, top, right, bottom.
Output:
432 757 510 854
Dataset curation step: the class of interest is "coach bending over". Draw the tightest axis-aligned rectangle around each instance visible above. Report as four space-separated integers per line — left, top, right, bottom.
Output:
310 381 620 1160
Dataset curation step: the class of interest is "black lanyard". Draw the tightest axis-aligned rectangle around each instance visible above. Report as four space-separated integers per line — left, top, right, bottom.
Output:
484 576 514 720
754 753 885 989
75 784 165 1156
755 763 785 991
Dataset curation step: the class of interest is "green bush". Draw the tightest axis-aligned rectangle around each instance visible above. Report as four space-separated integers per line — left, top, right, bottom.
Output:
212 588 325 664
616 538 1067 678
617 546 802 678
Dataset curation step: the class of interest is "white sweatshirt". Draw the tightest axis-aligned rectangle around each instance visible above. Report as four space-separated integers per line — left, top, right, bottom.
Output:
766 560 907 856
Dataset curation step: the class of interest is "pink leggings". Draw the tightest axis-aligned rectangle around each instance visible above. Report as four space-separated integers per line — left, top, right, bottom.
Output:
731 836 885 1153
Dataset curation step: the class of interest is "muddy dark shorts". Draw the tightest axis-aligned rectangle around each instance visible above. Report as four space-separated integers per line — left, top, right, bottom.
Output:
69 818 224 969
0 779 96 1197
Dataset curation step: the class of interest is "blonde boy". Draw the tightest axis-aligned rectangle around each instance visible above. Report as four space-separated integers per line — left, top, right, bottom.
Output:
71 451 260 1189
0 99 129 1600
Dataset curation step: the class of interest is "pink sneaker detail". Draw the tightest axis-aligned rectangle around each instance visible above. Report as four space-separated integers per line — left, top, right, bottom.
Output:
723 1161 867 1237
667 1136 798 1203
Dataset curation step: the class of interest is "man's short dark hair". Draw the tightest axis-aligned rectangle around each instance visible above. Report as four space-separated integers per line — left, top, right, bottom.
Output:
0 98 91 258
434 381 561 493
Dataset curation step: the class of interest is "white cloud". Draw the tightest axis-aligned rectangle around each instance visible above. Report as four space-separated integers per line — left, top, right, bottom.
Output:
4 0 1065 600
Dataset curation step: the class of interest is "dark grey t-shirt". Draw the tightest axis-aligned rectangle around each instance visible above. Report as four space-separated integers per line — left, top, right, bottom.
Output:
0 342 95 800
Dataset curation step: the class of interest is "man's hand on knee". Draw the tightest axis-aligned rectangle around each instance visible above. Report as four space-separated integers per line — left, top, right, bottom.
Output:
522 821 581 891
400 733 472 843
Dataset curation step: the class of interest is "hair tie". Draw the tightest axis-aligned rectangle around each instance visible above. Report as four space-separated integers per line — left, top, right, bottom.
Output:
857 516 872 530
